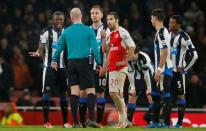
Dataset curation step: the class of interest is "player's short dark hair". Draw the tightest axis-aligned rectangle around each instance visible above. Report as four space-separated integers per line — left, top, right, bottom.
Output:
171 15 183 25
91 5 103 13
107 12 119 20
52 11 65 19
151 8 165 21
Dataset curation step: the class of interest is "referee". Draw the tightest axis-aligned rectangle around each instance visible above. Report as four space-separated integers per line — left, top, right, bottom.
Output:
51 8 101 128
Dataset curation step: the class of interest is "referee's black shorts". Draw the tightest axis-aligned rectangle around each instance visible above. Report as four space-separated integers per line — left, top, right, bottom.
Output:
67 58 95 90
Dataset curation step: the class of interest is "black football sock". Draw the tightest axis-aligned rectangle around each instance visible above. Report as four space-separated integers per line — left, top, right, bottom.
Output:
87 93 96 121
152 94 161 123
176 99 186 125
42 93 50 123
79 97 87 124
162 92 172 126
148 103 154 124
70 95 79 124
127 103 136 122
60 95 68 123
96 97 106 123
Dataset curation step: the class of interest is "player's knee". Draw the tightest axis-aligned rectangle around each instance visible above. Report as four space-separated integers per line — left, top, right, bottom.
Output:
119 92 124 98
128 96 137 103
96 92 104 98
177 94 185 99
80 90 87 98
86 88 95 95
70 85 80 96
110 92 117 99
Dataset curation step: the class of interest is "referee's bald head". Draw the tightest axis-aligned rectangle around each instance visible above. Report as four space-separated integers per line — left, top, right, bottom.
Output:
70 7 82 21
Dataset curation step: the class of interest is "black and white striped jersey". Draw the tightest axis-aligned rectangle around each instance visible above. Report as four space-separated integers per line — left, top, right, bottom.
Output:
154 27 173 75
90 23 110 70
170 30 198 72
40 26 65 68
128 51 154 90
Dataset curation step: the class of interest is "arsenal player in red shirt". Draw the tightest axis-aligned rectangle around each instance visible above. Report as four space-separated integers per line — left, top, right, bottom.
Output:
101 12 136 128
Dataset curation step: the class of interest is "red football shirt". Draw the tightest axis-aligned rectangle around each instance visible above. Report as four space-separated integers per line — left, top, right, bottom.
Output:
108 27 135 72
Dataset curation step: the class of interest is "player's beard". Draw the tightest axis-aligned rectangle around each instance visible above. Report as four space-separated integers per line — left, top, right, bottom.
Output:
109 26 115 31
108 24 116 31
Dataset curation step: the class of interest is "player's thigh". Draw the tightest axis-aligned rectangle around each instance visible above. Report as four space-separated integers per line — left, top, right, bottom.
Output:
42 67 56 92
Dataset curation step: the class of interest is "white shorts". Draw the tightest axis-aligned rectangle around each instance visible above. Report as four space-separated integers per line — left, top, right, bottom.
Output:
109 67 128 93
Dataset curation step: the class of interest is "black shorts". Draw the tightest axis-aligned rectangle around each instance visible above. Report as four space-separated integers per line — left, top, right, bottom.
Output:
152 74 172 93
94 71 107 93
67 58 95 90
171 71 185 96
128 79 146 96
42 67 67 93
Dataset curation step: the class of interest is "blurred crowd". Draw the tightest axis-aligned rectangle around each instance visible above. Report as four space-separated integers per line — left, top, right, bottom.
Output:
0 0 206 108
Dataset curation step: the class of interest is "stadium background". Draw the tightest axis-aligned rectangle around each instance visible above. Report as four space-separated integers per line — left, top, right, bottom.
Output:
0 0 206 127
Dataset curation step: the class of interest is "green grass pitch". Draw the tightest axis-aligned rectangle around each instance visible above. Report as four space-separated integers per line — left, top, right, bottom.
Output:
0 126 206 131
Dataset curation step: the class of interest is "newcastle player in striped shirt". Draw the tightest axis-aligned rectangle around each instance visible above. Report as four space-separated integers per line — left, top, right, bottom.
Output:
127 48 154 126
29 11 71 128
149 9 173 128
169 15 198 128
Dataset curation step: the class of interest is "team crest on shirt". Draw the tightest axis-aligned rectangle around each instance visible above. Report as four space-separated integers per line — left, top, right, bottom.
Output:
115 34 119 38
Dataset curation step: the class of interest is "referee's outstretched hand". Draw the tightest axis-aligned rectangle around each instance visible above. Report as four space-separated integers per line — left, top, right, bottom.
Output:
51 61 58 71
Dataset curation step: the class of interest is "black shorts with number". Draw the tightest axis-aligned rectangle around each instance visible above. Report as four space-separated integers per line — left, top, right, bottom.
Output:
171 71 185 96
94 71 107 93
67 58 95 90
42 67 67 93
